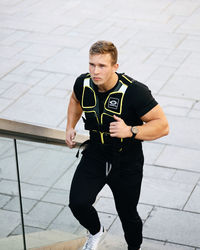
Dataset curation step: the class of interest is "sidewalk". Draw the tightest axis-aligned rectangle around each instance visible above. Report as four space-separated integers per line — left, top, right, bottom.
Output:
0 0 200 249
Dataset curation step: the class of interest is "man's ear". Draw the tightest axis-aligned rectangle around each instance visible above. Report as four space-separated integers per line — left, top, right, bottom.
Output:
113 63 119 72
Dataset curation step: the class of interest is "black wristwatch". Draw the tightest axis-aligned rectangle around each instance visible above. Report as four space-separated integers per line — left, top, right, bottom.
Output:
131 126 139 138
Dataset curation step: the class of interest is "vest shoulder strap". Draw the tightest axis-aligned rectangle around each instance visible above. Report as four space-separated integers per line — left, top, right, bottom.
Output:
119 73 135 86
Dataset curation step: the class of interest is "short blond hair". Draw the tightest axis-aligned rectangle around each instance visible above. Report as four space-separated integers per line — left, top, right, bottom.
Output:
89 40 118 65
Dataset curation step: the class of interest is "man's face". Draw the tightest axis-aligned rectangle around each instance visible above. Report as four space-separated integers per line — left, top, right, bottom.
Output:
89 53 118 86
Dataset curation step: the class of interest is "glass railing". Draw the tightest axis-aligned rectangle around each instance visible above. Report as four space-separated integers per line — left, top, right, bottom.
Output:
0 118 88 250
0 137 24 250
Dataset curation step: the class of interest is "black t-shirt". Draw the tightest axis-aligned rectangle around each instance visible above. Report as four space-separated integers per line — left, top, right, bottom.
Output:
73 72 158 127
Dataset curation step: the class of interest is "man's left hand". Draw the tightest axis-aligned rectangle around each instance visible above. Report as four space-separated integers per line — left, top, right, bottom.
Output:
109 115 132 138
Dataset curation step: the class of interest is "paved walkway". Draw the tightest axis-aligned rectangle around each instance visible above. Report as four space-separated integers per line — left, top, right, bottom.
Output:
0 0 200 249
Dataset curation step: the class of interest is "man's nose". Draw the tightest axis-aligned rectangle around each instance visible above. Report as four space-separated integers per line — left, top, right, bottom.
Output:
94 66 100 74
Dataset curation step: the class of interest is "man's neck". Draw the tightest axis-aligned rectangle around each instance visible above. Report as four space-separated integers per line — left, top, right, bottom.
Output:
97 73 118 92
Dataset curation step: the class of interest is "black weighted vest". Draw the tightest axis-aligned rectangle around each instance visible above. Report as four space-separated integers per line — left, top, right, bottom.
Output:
81 73 135 145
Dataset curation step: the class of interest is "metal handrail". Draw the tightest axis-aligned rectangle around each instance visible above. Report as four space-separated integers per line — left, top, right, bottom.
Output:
0 118 88 146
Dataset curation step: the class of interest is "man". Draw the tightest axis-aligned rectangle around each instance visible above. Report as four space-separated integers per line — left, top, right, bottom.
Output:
65 40 169 250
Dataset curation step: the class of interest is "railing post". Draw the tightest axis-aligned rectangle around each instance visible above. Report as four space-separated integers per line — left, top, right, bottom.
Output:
14 139 27 250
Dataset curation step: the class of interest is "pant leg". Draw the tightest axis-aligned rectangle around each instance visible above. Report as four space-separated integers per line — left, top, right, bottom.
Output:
69 154 106 235
107 157 143 250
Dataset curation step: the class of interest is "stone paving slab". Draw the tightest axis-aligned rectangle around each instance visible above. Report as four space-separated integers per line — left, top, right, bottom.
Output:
4 197 36 214
159 74 200 99
48 205 83 235
111 5 172 23
156 95 195 111
120 61 159 83
0 194 11 208
95 197 117 215
161 50 189 68
142 142 165 165
95 196 153 222
193 102 200 110
1 93 69 127
0 98 13 112
143 207 200 248
176 52 200 78
171 170 200 185
189 109 200 119
142 239 194 250
42 188 69 206
177 14 200 35
7 61 39 76
98 212 117 233
0 209 21 238
155 145 200 172
18 149 75 187
11 225 43 236
53 161 78 191
0 179 50 201
143 164 175 180
161 106 189 117
145 66 176 94
140 176 194 209
0 141 77 187
37 48 88 75
157 116 200 150
2 83 29 99
0 59 22 78
96 184 113 199
2 73 41 86
184 184 200 213
106 216 124 237
56 74 76 92
0 137 15 157
24 201 63 229
36 73 66 88
104 238 195 250
100 233 127 250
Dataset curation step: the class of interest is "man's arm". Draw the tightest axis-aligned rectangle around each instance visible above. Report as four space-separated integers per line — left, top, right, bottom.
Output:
65 92 83 148
109 104 169 140
134 104 169 140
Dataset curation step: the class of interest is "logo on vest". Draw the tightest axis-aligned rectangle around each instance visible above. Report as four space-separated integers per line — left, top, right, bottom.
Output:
108 97 119 110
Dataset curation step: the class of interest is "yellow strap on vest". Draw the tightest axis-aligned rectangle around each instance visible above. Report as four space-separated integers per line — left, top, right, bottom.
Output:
82 77 96 109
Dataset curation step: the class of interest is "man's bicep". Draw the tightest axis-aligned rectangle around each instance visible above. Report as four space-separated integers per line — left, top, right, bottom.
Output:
68 92 82 113
72 91 80 103
140 104 166 123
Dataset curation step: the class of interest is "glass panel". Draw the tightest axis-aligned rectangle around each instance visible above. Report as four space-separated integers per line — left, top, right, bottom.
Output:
16 140 85 250
0 137 24 250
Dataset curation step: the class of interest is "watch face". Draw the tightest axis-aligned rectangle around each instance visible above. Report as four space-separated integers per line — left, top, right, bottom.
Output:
132 126 138 134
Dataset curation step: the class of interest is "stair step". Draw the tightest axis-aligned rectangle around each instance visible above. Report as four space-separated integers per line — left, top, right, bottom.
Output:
30 237 86 250
0 230 86 250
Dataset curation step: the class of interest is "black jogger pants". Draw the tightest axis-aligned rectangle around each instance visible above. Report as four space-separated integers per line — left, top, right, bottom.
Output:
69 144 143 250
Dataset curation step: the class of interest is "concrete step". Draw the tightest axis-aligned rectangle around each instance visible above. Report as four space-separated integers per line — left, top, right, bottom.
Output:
0 230 86 250
30 237 86 250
